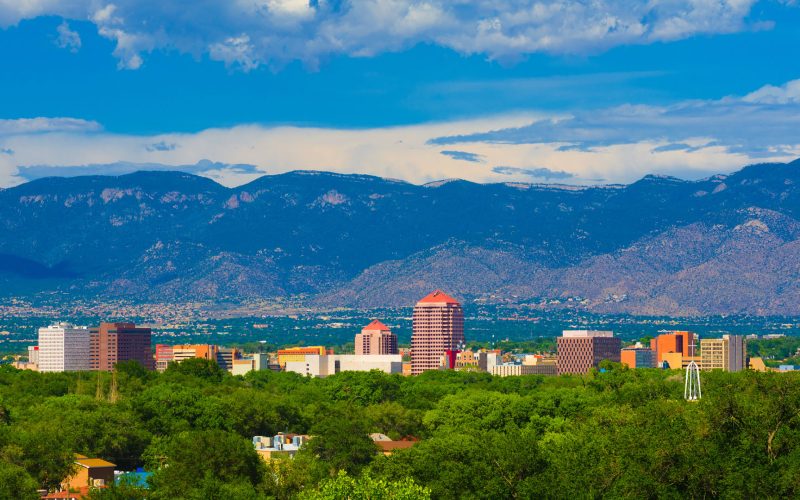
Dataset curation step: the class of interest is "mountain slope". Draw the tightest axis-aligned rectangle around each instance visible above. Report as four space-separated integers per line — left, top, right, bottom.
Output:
2 160 800 314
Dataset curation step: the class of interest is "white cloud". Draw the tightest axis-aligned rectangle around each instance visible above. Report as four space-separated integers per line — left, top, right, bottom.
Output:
2 79 800 188
55 21 81 52
0 117 102 135
743 79 800 104
0 0 767 70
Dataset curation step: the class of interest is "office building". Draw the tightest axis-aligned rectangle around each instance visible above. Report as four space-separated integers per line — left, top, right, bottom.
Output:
411 290 465 375
277 346 328 368
28 345 39 367
650 331 696 364
701 335 746 372
556 330 621 375
90 322 153 371
355 320 398 355
216 347 237 371
38 323 91 372
620 347 657 368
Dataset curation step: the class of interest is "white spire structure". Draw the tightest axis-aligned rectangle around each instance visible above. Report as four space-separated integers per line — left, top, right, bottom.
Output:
684 335 701 401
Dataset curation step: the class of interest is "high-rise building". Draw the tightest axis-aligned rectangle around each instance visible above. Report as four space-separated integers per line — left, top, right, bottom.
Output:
90 322 153 371
700 335 746 372
38 323 91 372
355 320 398 355
620 347 657 368
411 290 465 375
556 330 621 375
650 331 695 364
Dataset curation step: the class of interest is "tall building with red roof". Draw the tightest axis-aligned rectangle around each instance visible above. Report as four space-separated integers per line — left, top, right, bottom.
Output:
355 320 398 355
411 290 465 374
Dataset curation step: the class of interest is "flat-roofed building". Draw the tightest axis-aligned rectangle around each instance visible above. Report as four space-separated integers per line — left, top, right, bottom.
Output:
90 322 153 371
285 354 402 377
557 330 621 375
38 323 91 373
701 335 746 372
278 346 327 368
411 290 465 375
620 347 657 368
492 363 557 377
651 331 696 364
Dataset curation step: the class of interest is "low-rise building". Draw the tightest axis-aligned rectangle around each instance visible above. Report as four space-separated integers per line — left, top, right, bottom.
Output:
253 433 310 461
284 354 403 377
491 363 557 377
277 346 328 368
61 454 116 491
620 347 657 368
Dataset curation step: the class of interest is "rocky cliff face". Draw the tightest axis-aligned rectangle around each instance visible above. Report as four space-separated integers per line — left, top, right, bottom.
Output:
2 159 800 315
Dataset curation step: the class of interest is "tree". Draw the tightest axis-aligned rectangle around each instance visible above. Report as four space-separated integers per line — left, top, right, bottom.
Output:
306 408 377 475
300 470 430 500
145 430 266 499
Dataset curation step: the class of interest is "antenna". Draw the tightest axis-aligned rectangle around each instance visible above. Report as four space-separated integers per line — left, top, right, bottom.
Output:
684 334 701 401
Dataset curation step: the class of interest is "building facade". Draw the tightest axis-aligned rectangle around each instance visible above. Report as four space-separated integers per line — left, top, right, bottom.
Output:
650 331 696 364
411 290 465 375
556 330 621 375
277 346 328 368
620 347 657 368
38 323 91 372
701 335 745 372
491 363 557 377
90 322 153 371
355 320 398 355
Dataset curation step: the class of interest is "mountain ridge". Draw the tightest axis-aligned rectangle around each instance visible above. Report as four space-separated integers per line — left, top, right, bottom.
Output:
2 159 800 315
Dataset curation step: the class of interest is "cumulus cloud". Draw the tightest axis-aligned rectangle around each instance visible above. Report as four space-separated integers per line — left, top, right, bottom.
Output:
0 0 767 70
55 21 81 52
743 79 800 104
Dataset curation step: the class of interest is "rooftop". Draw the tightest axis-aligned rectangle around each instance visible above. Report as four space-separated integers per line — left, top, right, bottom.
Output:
362 319 390 332
417 290 460 305
562 330 614 338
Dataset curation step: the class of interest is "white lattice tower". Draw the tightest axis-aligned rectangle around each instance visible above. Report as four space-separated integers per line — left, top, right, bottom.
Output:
684 335 701 401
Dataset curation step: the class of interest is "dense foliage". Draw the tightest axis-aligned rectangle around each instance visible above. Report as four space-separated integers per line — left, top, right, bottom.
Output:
1 359 799 498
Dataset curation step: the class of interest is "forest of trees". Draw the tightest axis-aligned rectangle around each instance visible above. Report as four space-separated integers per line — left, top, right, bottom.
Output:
1 360 799 499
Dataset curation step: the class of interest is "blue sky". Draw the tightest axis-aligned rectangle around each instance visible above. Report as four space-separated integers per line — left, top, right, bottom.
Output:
0 1 799 186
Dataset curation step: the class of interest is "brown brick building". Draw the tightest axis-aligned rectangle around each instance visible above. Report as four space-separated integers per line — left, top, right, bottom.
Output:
90 322 153 371
557 330 621 375
411 290 465 375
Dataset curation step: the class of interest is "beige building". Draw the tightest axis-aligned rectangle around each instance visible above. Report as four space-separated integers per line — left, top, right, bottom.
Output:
491 363 557 377
284 354 402 377
700 335 746 372
355 320 398 355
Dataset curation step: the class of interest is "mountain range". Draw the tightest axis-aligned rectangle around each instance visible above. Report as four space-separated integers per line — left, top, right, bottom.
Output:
2 159 800 315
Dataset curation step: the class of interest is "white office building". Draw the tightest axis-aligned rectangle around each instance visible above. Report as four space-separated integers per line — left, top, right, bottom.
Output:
38 323 91 372
284 354 403 378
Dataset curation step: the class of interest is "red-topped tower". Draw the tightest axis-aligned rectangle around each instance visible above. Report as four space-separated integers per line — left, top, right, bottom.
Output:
411 290 465 375
355 320 398 355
